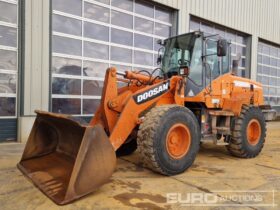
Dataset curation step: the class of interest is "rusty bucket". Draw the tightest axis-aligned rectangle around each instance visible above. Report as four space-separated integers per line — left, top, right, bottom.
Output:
17 111 116 205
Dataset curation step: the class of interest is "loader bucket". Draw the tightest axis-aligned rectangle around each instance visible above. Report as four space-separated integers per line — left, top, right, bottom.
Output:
17 111 116 205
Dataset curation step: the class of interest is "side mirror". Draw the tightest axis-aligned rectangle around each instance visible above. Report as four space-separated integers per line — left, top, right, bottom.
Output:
157 46 164 65
232 60 239 75
217 39 228 57
157 39 165 46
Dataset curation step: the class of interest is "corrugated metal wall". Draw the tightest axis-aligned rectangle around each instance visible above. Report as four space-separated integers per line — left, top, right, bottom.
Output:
18 0 50 142
23 0 50 116
19 0 280 142
188 0 280 44
154 0 280 44
154 0 188 33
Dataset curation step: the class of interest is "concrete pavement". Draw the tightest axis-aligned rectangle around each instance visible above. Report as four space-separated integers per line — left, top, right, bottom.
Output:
0 122 279 210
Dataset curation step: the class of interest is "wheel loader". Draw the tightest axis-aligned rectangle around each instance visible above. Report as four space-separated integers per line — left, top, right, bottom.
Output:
18 31 271 204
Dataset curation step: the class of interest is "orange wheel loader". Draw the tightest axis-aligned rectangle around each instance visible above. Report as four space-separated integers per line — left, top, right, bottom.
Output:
18 31 273 204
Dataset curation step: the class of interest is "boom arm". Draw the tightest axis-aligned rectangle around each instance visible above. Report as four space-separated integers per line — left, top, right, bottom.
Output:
90 67 184 150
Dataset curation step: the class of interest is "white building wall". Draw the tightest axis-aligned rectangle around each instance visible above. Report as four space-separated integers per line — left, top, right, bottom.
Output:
154 0 280 44
23 0 50 116
19 0 280 142
19 0 50 142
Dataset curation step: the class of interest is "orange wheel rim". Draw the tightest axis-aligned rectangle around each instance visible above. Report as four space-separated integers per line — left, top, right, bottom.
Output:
246 119 261 146
166 123 191 159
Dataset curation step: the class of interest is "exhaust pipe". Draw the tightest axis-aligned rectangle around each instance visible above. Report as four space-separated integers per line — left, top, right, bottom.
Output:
17 111 116 205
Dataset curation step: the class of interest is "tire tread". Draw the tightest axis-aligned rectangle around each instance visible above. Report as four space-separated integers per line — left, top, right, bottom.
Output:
227 106 266 158
137 105 199 175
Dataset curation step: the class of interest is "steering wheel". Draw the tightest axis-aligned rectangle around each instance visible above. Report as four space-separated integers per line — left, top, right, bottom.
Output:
178 59 190 67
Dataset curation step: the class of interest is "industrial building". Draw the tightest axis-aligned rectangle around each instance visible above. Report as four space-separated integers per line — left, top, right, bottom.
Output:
0 0 280 142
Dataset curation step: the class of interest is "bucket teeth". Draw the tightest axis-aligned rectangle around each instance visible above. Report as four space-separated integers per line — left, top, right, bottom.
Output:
43 180 63 192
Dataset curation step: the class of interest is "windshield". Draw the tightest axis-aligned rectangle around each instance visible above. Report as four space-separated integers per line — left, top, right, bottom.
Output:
162 33 197 74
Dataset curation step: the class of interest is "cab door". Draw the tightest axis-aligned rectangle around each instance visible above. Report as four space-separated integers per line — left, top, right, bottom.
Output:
185 36 204 97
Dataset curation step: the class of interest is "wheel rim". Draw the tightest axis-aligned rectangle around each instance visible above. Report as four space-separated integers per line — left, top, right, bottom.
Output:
166 123 191 159
246 119 261 146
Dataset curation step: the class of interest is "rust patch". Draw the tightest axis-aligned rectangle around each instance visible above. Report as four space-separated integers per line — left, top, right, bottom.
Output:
114 192 170 210
190 165 225 175
205 167 225 175
208 155 227 160
191 168 205 173
173 178 213 194
191 164 199 169
112 180 141 192
116 160 145 173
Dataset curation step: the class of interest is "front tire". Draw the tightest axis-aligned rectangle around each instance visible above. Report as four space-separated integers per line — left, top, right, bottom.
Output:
137 105 200 175
227 105 266 158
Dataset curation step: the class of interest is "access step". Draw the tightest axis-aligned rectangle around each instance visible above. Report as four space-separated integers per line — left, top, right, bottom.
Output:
209 110 234 116
210 112 232 135
216 126 230 132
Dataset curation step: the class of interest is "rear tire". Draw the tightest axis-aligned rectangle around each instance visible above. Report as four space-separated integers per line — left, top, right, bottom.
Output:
227 105 266 158
137 105 200 175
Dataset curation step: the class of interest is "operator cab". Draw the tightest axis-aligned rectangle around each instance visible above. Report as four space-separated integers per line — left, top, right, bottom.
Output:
158 31 231 96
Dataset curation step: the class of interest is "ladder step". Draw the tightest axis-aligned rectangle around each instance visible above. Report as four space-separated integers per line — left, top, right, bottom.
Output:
201 135 229 145
209 110 234 116
216 126 230 131
216 142 229 146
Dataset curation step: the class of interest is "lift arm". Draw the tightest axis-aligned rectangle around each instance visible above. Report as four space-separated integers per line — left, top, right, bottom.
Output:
90 67 183 150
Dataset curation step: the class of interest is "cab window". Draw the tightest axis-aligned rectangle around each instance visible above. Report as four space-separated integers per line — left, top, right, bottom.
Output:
206 40 220 80
189 37 203 86
222 49 230 74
